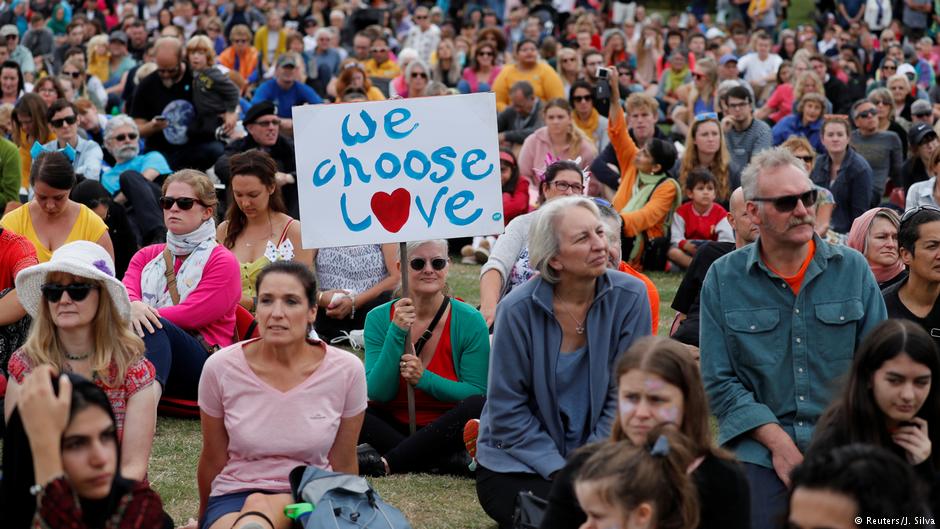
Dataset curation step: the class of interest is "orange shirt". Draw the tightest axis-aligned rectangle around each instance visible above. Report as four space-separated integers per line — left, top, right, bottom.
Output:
618 261 660 334
764 239 816 296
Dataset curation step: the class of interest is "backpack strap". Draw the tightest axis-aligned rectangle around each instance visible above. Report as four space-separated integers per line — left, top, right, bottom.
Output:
163 248 181 306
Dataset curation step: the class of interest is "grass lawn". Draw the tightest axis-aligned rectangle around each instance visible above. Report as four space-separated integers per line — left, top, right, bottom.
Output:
151 264 683 527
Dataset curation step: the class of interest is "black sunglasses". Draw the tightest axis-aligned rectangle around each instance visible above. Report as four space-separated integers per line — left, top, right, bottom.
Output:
751 189 818 212
159 196 206 210
855 109 877 119
796 155 814 163
900 205 940 227
409 257 447 271
63 71 82 78
572 95 592 102
42 283 98 302
50 114 77 127
113 132 138 142
411 72 428 79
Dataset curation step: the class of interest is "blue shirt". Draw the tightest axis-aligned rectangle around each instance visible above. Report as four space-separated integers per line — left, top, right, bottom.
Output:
556 345 590 455
42 136 102 180
101 151 171 195
700 235 887 469
250 79 323 119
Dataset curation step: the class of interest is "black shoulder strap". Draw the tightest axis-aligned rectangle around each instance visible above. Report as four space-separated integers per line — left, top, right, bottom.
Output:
414 296 450 356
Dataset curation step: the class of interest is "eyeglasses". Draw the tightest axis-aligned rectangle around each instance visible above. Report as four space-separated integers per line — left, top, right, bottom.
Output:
572 94 592 102
253 118 280 127
726 101 749 110
63 71 81 78
42 283 98 303
411 72 427 79
694 112 718 122
50 114 77 127
478 51 495 57
157 66 180 75
751 189 818 212
855 109 877 118
550 180 584 193
900 205 940 228
113 132 138 142
159 196 206 210
409 257 447 271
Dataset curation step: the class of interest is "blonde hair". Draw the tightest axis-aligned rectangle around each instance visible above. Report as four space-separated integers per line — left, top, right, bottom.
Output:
543 98 595 159
22 272 145 387
680 116 731 201
792 71 824 104
185 34 216 64
229 24 251 42
162 169 218 211
555 47 578 80
86 34 109 66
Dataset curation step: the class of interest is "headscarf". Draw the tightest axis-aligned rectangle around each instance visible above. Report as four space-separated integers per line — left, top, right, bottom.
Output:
846 207 905 284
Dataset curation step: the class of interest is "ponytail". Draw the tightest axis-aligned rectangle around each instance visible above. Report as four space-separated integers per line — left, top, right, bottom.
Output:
574 425 700 529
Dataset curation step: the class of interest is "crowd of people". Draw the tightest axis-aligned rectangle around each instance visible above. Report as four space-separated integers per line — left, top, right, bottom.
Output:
2 0 940 528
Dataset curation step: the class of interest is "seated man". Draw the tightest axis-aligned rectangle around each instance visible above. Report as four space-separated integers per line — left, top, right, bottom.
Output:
100 114 167 245
250 53 323 137
214 102 299 218
496 81 543 149
42 99 103 181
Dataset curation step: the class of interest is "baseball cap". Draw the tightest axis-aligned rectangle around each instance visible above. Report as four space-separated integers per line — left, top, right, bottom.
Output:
719 54 738 66
909 122 937 146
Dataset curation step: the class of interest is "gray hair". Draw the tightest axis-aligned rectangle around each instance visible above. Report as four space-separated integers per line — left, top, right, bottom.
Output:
510 80 534 99
424 81 449 96
314 27 332 40
741 147 808 201
103 114 138 143
405 58 430 79
888 73 911 92
868 87 895 114
528 196 600 284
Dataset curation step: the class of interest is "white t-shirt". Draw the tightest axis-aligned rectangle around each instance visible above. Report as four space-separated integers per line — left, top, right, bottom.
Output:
198 339 368 496
737 52 783 86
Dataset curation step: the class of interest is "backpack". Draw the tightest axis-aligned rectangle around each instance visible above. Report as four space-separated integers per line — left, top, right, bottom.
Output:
289 466 412 529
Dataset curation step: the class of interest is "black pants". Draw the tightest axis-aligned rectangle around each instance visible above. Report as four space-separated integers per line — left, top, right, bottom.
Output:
164 140 225 172
118 170 166 245
476 464 553 529
358 395 485 474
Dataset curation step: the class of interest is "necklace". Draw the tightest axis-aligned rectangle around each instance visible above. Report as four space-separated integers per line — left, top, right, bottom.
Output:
558 303 586 335
64 351 90 361
244 214 275 248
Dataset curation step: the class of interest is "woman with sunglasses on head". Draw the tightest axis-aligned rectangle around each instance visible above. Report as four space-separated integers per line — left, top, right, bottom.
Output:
122 169 241 404
3 241 158 488
2 368 171 529
492 39 565 112
1 150 113 263
517 99 597 192
541 336 750 529
217 150 311 314
197 262 366 529
808 319 940 514
458 42 502 94
809 115 873 236
357 239 489 477
569 80 608 153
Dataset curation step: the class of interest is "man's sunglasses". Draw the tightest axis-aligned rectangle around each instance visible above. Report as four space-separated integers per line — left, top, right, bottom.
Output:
409 257 447 271
751 189 818 212
159 196 206 210
113 132 138 142
572 95 592 102
42 283 98 302
855 109 877 119
50 115 77 127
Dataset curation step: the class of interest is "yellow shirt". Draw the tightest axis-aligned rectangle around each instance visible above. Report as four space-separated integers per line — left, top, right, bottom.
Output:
364 58 401 80
1 202 107 262
492 62 566 112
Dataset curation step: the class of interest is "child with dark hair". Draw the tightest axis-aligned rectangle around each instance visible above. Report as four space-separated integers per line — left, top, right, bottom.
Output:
666 168 734 269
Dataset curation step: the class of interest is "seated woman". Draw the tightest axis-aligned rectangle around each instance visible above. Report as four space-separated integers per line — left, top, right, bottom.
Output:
358 239 489 476
474 196 652 529
2 368 171 529
1 151 114 263
197 262 366 529
540 335 750 529
4 241 158 482
847 208 906 290
0 226 37 370
478 159 589 325
772 92 826 153
517 99 597 191
217 150 311 313
313 242 400 343
122 170 241 402
809 319 940 514
809 115 873 235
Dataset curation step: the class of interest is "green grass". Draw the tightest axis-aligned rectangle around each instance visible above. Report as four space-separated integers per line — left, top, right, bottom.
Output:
148 266 683 527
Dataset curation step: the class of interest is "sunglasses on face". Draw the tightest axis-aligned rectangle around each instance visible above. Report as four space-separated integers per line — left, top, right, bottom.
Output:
413 14 427 19
113 132 138 142
409 257 447 271
253 118 280 127
693 72 706 79
795 154 814 163
883 65 897 70
915 111 933 118
752 189 818 212
50 114 77 127
855 109 877 118
875 100 891 106
159 196 206 210
572 94 592 102
411 72 428 79
63 71 81 78
42 282 98 303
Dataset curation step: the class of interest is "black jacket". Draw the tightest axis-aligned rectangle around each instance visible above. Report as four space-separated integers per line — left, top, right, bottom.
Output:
496 99 543 145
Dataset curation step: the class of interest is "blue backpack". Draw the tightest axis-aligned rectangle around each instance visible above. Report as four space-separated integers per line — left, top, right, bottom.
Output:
289 466 412 529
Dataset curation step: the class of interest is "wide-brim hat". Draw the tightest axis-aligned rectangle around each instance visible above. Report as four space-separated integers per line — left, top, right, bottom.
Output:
15 240 131 320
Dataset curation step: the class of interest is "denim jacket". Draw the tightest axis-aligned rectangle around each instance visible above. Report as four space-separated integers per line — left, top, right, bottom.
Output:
700 234 886 468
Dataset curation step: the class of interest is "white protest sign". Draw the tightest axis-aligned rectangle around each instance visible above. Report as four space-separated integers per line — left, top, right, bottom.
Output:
293 93 505 248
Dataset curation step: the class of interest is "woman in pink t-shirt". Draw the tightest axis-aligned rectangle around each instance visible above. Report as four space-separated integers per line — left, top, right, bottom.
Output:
197 262 367 529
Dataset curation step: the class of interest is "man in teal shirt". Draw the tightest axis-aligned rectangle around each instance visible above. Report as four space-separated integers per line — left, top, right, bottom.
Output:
700 147 887 529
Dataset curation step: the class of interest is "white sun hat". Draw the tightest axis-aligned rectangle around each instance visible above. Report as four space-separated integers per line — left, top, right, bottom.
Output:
15 241 131 320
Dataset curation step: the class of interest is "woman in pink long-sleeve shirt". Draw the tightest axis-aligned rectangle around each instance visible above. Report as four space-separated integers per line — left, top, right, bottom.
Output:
123 170 241 401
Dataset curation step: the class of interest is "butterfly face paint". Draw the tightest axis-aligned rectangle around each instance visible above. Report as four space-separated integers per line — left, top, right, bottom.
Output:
618 370 686 445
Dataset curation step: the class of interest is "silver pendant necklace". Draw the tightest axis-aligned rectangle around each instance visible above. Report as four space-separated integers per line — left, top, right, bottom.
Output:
558 304 586 334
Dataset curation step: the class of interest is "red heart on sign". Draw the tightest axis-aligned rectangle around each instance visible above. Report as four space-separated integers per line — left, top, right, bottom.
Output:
370 188 411 233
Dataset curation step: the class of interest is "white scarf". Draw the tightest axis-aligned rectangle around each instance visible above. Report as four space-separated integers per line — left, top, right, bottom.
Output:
139 219 218 308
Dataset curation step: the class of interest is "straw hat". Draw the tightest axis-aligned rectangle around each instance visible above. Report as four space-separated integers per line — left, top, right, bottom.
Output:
15 241 131 320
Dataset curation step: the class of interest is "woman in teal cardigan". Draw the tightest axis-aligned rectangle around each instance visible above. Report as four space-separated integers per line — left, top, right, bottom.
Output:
358 239 490 476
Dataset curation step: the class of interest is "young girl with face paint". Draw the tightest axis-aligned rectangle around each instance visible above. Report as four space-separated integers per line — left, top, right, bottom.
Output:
541 336 751 529
573 426 699 529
